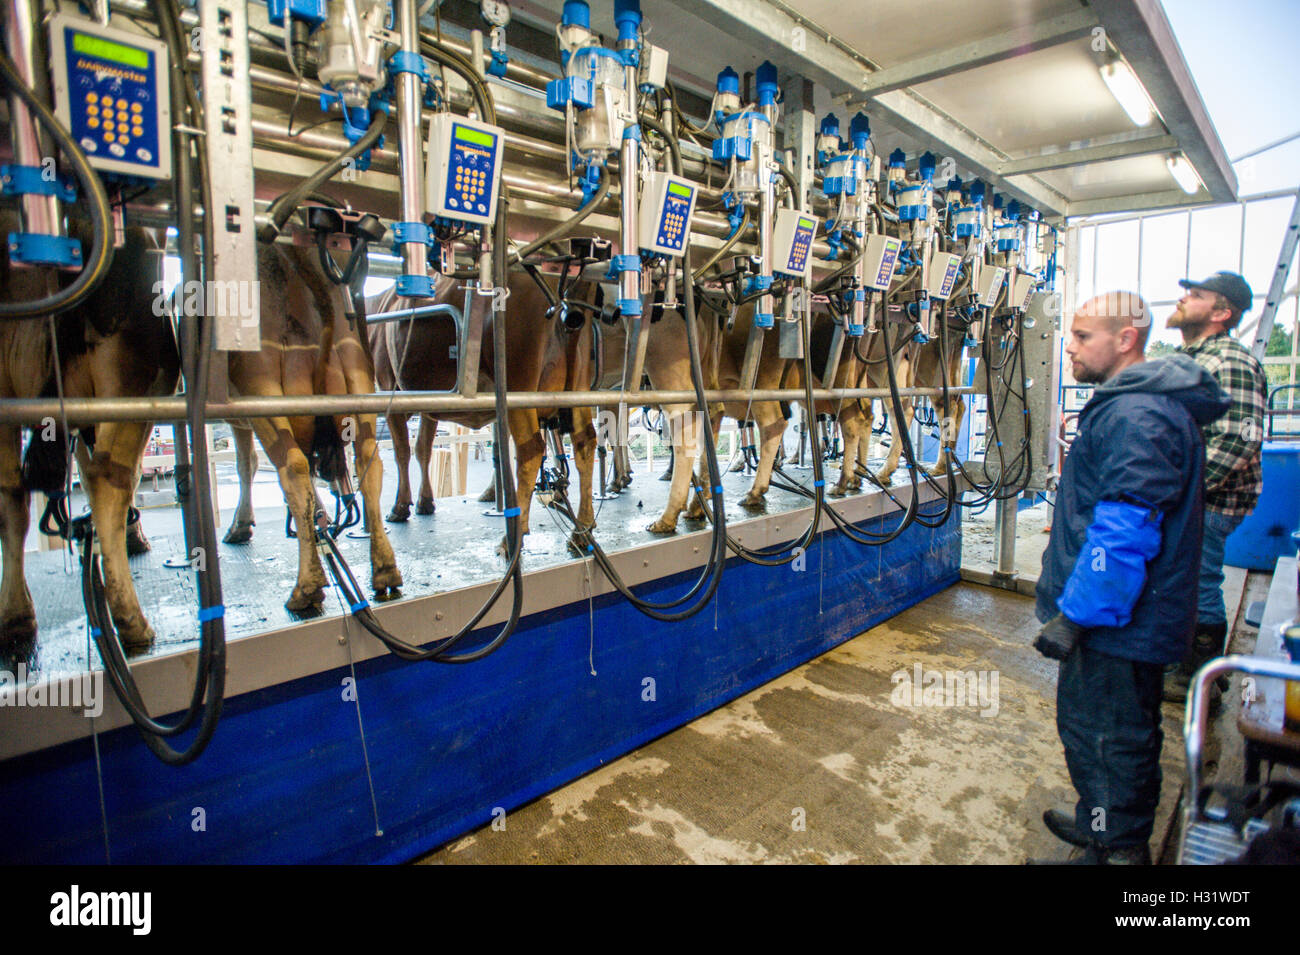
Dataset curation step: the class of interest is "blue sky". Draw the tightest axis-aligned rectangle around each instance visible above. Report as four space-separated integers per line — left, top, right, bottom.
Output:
1160 0 1300 193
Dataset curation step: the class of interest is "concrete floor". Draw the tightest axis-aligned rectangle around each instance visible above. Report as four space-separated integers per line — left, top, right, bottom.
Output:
417 580 1192 865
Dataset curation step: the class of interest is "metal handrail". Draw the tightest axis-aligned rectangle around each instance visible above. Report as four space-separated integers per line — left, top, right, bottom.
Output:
1179 654 1300 863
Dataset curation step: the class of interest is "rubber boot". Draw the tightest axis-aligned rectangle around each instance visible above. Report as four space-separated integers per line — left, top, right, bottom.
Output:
1042 809 1089 848
1163 620 1229 706
1027 843 1151 865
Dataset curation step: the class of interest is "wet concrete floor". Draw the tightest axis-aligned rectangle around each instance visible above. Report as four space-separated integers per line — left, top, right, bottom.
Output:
418 580 1192 865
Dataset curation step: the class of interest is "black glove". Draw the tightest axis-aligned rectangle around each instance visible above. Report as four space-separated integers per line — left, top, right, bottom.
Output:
1034 614 1085 661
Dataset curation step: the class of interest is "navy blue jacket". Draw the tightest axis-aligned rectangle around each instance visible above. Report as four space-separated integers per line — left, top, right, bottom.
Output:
1036 355 1230 664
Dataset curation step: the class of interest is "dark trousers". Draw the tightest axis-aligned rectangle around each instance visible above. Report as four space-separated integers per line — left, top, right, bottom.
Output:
1057 641 1165 849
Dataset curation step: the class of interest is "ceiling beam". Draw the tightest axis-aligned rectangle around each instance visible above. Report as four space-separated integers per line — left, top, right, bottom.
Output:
1066 186 1213 219
999 134 1178 176
661 0 1070 215
1088 0 1236 205
840 9 1098 105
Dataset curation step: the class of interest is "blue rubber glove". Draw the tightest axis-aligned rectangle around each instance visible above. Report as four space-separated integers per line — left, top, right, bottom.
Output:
1056 500 1163 629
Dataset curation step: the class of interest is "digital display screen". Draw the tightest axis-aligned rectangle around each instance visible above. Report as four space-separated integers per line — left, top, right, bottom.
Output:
454 125 495 148
798 218 813 229
73 32 148 69
668 181 692 199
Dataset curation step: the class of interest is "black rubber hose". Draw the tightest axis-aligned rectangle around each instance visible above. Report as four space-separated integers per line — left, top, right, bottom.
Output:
449 166 612 279
560 114 726 619
322 193 524 662
0 48 113 319
261 112 387 241
75 0 226 764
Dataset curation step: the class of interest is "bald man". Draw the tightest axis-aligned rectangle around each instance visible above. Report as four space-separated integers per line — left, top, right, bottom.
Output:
1031 292 1229 864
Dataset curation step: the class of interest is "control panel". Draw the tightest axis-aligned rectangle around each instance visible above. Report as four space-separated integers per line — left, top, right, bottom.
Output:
772 209 819 279
48 13 171 180
861 234 903 292
425 113 505 226
976 265 1007 307
1010 271 1036 310
638 171 698 257
926 251 962 300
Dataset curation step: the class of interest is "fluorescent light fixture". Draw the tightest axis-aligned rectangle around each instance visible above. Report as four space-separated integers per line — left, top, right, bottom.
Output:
1100 60 1153 127
1166 154 1202 194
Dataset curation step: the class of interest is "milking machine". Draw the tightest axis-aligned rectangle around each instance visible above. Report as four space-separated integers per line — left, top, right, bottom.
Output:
0 0 229 762
0 0 1062 770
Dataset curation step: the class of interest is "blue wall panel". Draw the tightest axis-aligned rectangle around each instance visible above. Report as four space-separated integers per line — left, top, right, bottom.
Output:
0 510 960 864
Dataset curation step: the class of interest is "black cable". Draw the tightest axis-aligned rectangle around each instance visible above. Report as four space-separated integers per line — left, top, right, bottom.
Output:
316 194 525 662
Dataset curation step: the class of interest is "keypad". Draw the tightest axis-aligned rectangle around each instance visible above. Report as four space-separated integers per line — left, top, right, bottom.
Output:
443 130 496 219
66 31 159 168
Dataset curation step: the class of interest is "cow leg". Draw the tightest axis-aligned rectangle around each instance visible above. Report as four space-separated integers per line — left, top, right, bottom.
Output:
833 405 864 497
0 425 36 649
77 421 155 649
415 413 436 515
385 412 413 522
252 417 327 612
223 424 259 543
570 407 597 530
740 403 787 510
563 408 598 554
351 414 403 598
684 408 723 522
649 403 697 533
125 460 151 555
497 409 543 556
879 396 913 484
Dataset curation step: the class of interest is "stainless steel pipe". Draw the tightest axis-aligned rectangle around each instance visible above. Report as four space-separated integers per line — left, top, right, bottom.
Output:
0 386 978 425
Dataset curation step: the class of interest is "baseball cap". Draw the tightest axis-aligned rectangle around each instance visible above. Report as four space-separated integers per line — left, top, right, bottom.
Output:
1178 271 1252 312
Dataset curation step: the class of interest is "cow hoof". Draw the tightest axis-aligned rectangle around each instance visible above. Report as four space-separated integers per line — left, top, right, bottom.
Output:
286 586 325 613
0 613 38 652
877 469 897 485
373 564 403 593
115 616 155 654
386 504 411 523
566 528 595 556
926 463 947 477
739 492 766 511
658 468 672 482
222 521 255 545
728 460 746 474
416 498 435 516
373 586 402 603
125 524 151 557
647 518 677 535
477 484 496 503
829 485 847 499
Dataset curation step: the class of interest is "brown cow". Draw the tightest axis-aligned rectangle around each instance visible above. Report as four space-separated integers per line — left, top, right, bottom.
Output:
370 270 598 551
0 218 180 651
222 240 401 612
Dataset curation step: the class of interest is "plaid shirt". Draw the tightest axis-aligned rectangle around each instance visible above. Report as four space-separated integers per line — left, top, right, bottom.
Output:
1178 332 1267 516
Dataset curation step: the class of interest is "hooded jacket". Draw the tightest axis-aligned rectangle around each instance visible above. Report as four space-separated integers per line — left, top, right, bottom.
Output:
1036 354 1231 664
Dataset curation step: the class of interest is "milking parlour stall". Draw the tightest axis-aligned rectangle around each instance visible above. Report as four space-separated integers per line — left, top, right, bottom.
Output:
0 0 1272 887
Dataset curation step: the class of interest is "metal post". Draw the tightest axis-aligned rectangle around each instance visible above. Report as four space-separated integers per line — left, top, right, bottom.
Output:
992 494 1018 579
395 0 427 292
200 0 259 352
3 0 63 243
